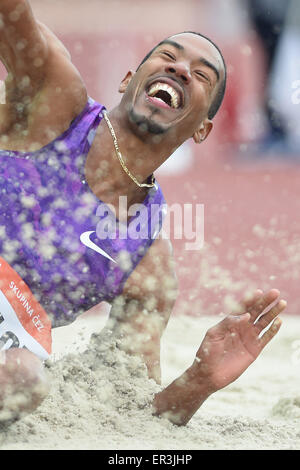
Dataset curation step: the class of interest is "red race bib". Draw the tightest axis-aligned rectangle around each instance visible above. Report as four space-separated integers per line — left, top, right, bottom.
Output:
0 257 52 360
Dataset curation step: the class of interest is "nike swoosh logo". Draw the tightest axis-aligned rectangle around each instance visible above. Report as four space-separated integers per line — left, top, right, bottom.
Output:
80 231 116 263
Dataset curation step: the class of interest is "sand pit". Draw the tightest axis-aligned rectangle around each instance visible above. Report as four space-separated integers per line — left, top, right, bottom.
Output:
0 311 299 450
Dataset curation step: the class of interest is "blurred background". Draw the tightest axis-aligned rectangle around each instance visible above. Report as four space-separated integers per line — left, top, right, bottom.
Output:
2 0 300 317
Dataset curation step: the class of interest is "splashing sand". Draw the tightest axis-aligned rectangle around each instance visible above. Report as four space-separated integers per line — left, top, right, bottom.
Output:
0 313 299 450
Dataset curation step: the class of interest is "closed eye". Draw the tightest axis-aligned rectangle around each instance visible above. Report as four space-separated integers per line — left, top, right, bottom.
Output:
161 51 176 60
195 71 211 84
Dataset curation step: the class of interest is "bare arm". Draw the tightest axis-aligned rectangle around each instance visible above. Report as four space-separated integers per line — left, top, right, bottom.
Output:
107 236 178 383
0 1 48 86
0 0 87 145
153 289 286 425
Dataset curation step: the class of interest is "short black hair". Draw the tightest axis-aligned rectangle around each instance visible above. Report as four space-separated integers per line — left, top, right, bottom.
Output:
136 31 227 120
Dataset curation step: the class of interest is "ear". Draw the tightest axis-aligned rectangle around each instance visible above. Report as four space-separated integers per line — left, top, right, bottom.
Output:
119 70 135 93
192 119 213 144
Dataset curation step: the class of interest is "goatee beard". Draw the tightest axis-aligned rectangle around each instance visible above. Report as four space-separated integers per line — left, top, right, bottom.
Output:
128 108 166 135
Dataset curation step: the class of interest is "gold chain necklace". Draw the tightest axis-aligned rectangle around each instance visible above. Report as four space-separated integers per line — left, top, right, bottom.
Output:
102 110 155 189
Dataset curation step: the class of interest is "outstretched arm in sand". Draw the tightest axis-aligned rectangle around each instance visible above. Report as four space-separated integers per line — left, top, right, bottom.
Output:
153 288 286 425
108 238 286 425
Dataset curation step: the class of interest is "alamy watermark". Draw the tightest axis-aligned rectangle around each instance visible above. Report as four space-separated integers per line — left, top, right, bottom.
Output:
95 196 204 251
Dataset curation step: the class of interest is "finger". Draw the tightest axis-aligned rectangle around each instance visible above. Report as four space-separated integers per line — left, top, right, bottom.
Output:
259 317 283 349
255 299 287 332
247 289 280 322
238 289 264 313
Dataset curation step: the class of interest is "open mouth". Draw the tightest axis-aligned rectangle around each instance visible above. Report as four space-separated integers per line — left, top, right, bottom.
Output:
146 81 183 109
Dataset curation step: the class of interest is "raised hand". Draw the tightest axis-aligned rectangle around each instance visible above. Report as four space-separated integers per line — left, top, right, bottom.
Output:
191 289 286 392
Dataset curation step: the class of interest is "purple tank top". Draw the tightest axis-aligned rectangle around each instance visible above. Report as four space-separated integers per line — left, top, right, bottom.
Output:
0 98 166 328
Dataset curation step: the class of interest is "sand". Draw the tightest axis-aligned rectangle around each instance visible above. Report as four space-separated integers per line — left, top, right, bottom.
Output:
0 310 299 450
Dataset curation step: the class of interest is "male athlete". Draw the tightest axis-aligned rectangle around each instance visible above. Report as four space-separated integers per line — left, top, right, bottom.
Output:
0 0 286 426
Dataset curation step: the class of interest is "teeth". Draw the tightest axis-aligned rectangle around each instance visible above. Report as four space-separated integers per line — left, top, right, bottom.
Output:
148 82 179 108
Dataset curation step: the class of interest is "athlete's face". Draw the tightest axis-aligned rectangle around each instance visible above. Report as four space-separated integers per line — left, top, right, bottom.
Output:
118 33 225 145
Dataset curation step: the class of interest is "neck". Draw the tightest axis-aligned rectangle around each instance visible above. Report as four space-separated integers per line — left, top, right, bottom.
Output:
85 105 177 210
